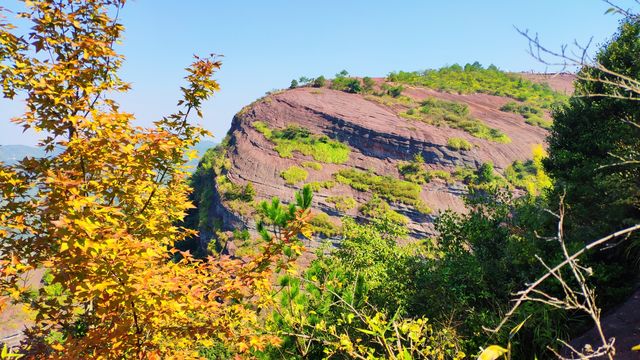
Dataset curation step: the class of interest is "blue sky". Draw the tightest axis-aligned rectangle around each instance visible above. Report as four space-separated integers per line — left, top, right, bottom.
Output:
0 0 631 145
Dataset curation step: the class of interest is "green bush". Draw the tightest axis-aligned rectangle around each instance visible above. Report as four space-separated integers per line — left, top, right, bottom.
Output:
425 169 452 183
446 137 473 151
386 85 404 97
331 77 362 93
280 165 308 185
365 93 415 108
312 75 326 87
310 211 341 238
397 154 428 184
504 146 552 195
359 195 409 225
307 180 336 191
253 122 350 164
216 175 255 202
362 76 375 93
452 162 508 190
289 79 298 89
327 195 358 212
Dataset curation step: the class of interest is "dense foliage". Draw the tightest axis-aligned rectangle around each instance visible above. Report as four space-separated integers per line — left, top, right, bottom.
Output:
500 101 552 129
546 20 640 242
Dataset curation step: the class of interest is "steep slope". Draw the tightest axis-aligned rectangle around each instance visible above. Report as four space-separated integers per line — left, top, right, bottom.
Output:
191 71 574 254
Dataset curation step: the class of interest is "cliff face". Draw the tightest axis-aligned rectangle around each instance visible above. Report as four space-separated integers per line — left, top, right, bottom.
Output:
193 74 574 253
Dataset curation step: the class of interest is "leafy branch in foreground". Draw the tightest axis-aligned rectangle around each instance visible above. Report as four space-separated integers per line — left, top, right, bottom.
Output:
0 1 312 358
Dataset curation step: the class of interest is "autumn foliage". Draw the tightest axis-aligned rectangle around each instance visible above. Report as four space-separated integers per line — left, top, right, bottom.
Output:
0 0 310 358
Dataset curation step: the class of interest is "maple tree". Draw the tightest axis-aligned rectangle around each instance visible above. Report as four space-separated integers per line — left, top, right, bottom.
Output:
0 0 311 358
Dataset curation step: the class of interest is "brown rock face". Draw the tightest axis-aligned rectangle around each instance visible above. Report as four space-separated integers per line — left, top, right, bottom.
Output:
203 74 574 248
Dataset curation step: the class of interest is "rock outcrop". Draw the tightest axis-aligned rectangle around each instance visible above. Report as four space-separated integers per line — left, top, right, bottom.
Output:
194 74 574 252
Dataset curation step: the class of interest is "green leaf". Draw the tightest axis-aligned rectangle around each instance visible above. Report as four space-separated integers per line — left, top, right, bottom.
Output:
402 348 412 360
509 315 531 339
356 328 377 336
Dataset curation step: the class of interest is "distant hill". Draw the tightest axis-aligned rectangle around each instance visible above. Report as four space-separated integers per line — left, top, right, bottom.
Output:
1 140 217 172
0 145 44 165
187 140 218 171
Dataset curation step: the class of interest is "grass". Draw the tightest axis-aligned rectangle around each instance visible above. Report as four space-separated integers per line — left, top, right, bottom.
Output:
425 169 453 183
280 166 308 185
364 94 415 107
327 195 358 212
387 64 568 110
446 137 473 151
400 97 511 143
302 161 323 170
500 101 553 129
359 195 409 225
397 154 428 184
307 180 336 191
253 121 350 164
334 168 431 214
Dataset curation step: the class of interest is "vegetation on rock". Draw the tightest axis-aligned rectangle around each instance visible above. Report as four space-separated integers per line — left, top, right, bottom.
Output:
253 121 350 163
388 62 567 110
280 165 309 185
335 168 432 214
326 195 358 212
447 137 473 151
401 97 511 143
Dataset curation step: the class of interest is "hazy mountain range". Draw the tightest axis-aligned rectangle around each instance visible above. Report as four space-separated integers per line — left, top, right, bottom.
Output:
0 140 217 171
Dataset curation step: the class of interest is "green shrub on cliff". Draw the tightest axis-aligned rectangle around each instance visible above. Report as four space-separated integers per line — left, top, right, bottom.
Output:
302 161 323 170
281 165 309 185
447 137 473 151
397 154 429 184
327 195 358 212
359 195 409 225
309 211 342 237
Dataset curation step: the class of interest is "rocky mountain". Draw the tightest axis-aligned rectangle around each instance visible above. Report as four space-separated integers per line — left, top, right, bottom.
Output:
188 68 574 255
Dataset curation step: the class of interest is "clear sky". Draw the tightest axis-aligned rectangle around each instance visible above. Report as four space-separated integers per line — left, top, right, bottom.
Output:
0 0 631 145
